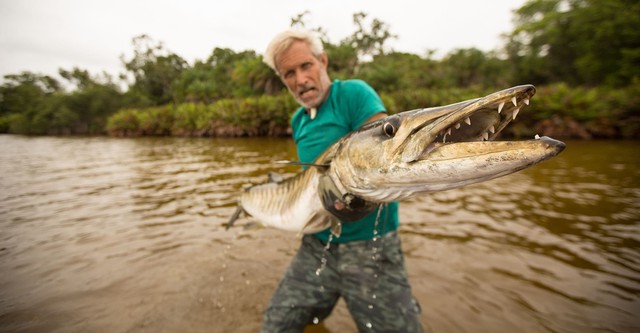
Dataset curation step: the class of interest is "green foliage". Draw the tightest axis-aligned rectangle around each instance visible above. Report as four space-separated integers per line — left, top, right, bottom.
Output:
105 108 139 136
382 86 492 114
530 82 640 138
2 5 638 139
122 34 188 106
357 52 440 92
506 0 640 87
324 42 359 79
441 49 513 88
106 93 297 137
0 69 124 135
173 48 283 104
0 72 61 134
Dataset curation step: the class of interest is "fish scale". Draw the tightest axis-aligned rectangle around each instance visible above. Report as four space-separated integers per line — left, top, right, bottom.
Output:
227 85 566 236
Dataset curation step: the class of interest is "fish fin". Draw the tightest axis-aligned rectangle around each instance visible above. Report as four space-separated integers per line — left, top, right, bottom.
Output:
267 171 284 183
226 205 244 230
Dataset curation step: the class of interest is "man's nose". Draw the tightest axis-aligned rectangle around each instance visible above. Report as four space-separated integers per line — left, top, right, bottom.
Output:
295 71 307 86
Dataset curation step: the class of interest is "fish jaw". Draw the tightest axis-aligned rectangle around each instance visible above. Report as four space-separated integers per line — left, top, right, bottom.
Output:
336 136 565 201
329 85 566 202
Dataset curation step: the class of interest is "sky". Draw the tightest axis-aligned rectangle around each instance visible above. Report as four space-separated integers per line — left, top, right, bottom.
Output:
0 0 527 82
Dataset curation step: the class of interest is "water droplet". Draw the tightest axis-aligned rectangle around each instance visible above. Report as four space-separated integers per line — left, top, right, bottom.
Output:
314 235 333 276
372 294 377 299
368 304 374 309
319 285 325 292
312 317 319 324
373 274 378 279
219 276 224 282
366 322 373 329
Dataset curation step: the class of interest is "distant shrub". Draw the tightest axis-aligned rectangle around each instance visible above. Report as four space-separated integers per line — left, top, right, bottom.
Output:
106 84 640 139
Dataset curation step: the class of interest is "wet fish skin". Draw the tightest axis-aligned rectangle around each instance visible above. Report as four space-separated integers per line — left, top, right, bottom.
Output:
227 85 566 234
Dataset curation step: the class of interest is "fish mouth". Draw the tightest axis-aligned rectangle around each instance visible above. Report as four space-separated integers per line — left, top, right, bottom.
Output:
402 85 539 162
328 84 566 202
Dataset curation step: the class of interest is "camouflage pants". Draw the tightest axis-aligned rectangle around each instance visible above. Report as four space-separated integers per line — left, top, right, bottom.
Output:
261 231 422 333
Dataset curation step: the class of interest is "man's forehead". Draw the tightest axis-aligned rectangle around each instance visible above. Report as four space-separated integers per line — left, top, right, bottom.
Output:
276 42 316 68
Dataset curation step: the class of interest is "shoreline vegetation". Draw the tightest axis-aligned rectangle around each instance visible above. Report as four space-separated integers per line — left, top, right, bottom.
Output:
104 83 639 140
2 3 639 139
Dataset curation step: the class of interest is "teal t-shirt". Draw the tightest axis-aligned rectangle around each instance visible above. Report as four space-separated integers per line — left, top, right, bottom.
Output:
291 79 399 243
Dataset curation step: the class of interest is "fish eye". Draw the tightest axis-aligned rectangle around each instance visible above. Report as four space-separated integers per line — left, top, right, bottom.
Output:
383 122 396 137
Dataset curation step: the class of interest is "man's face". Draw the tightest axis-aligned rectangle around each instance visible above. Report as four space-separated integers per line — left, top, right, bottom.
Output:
275 40 331 109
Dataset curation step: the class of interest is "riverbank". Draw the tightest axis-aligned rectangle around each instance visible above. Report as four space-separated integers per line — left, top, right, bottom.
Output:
103 83 640 140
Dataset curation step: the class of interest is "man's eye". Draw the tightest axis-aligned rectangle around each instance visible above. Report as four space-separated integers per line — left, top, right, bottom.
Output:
283 71 294 79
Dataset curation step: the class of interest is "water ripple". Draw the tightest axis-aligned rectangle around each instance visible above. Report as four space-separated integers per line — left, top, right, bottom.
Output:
1 136 638 332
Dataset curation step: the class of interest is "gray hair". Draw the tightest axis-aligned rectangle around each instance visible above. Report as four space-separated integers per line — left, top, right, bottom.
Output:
263 29 324 72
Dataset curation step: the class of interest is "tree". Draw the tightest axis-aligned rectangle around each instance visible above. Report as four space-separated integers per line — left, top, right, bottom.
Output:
121 34 188 106
357 52 439 92
232 55 284 97
286 11 392 77
173 48 281 103
57 68 123 133
0 72 61 134
343 12 397 61
441 48 512 88
506 0 640 86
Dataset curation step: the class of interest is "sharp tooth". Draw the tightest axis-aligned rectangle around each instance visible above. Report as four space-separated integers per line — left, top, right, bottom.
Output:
535 134 540 140
464 117 471 125
489 125 495 133
446 128 451 135
498 102 504 113
455 122 461 129
524 98 530 105
512 108 520 120
511 97 517 106
483 132 489 141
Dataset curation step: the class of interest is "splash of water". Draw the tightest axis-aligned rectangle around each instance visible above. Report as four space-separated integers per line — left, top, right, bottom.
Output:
315 229 337 276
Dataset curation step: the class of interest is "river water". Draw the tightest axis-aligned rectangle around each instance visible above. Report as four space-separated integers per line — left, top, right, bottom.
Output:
0 135 638 333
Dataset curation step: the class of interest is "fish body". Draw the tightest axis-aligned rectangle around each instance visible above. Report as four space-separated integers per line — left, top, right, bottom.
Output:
228 85 566 235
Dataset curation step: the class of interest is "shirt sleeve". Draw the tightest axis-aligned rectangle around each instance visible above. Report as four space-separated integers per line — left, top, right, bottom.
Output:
345 80 387 130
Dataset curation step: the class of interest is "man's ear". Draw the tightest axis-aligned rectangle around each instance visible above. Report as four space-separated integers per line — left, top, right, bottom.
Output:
320 52 329 69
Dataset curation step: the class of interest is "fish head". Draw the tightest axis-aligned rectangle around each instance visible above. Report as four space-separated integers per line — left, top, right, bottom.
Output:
329 84 566 202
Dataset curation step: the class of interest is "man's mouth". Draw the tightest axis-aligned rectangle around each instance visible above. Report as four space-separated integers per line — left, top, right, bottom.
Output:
298 86 316 98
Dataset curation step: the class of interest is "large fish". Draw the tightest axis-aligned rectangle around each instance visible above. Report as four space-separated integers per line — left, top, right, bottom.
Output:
227 85 566 235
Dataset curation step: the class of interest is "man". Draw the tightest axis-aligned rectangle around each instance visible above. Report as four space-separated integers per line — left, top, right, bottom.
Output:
261 29 422 332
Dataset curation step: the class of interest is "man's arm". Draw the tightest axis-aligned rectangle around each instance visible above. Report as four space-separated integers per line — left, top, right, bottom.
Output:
363 112 387 125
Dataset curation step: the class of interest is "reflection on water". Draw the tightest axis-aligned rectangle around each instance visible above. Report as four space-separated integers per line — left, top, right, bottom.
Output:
0 135 638 332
